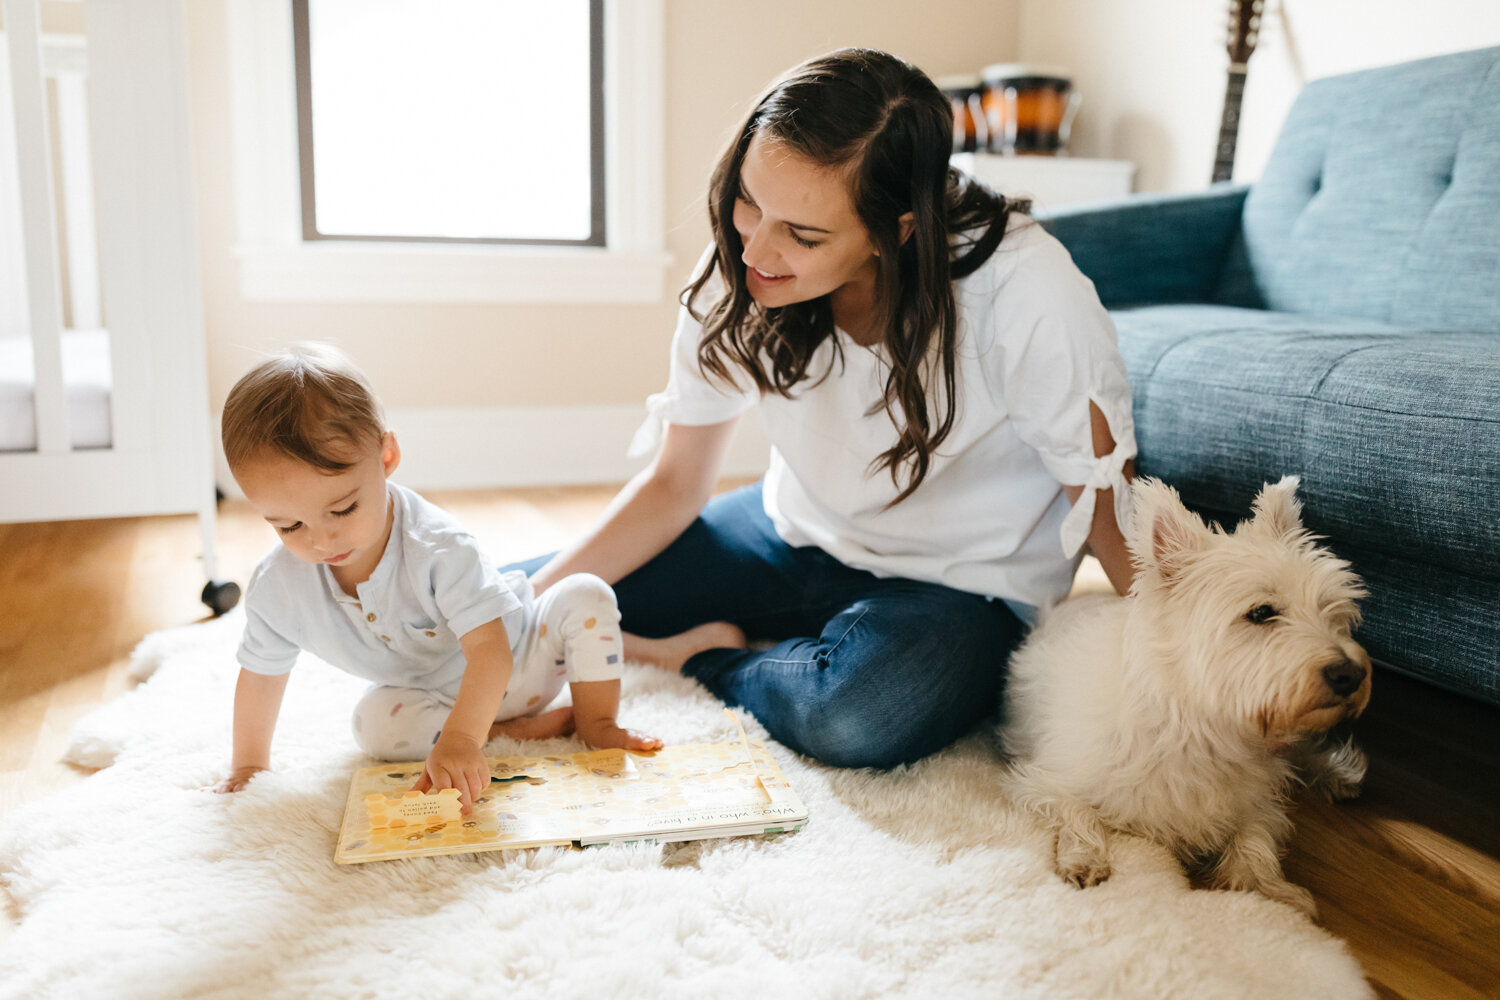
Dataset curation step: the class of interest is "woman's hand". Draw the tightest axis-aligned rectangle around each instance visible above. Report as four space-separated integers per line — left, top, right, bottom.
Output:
211 764 268 794
412 730 490 814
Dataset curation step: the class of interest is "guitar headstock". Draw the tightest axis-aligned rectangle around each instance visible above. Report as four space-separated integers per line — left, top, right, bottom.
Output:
1226 0 1265 66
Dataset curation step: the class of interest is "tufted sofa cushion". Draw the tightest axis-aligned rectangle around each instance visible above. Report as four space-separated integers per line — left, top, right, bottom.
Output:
1239 47 1500 331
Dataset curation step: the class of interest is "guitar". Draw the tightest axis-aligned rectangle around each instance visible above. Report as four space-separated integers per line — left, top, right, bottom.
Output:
1212 0 1265 183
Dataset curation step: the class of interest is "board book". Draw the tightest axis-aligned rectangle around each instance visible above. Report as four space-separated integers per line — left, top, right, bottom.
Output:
335 713 809 864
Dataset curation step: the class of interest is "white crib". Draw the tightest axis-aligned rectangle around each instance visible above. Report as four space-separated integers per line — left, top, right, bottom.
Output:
1 0 237 614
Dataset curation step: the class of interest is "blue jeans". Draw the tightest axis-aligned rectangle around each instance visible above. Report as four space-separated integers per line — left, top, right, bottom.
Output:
508 482 1028 769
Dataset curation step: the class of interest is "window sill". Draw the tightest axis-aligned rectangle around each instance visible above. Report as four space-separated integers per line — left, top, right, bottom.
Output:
233 241 675 304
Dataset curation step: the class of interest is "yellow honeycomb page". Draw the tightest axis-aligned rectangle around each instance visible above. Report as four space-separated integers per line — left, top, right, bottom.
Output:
334 740 808 864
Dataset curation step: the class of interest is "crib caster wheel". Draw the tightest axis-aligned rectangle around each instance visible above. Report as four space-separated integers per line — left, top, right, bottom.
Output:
202 579 241 617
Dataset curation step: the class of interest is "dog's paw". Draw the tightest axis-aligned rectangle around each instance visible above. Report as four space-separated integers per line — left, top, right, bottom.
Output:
1315 771 1364 803
1298 736 1367 802
1315 740 1368 802
1057 854 1112 889
1055 829 1112 888
1218 863 1319 918
1260 879 1319 919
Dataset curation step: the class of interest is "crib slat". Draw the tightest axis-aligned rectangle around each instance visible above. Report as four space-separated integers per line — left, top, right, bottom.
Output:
3 0 70 453
54 64 101 331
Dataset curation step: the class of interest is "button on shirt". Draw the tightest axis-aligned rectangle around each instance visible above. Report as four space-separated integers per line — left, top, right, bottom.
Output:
237 482 532 698
631 220 1137 610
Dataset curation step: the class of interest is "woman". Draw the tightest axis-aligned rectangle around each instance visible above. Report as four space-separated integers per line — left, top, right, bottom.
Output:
523 48 1136 768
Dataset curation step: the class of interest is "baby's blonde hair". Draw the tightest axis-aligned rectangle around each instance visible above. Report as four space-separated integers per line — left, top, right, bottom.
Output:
222 343 386 473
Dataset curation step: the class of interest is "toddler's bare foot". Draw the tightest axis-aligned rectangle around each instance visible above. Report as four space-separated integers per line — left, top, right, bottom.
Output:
488 705 575 742
624 621 747 673
577 721 663 753
210 765 267 794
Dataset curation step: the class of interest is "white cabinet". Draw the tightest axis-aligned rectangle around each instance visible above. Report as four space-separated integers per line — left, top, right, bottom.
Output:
951 153 1135 211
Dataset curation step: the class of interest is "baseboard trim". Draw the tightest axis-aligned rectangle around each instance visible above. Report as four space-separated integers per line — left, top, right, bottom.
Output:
377 404 771 493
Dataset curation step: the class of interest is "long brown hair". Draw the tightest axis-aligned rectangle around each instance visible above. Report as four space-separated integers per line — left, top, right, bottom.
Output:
686 48 1025 504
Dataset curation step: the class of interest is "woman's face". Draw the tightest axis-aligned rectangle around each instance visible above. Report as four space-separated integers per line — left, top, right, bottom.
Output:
731 132 880 309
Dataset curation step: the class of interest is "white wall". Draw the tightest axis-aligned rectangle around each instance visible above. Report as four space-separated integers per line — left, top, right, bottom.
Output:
185 1 1021 412
1019 0 1500 192
36 1 1496 490
181 0 1021 489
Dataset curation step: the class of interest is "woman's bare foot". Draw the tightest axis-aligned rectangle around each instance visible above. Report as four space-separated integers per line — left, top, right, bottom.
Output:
576 721 664 753
624 621 747 673
487 705 575 742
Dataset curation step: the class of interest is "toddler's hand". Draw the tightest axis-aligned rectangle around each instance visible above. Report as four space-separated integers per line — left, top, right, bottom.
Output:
211 765 267 794
413 731 490 813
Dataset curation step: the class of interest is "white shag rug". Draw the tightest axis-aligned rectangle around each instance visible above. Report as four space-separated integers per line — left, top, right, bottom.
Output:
0 612 1373 1000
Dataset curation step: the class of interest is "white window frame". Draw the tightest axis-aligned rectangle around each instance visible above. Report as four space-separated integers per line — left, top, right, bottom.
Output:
225 0 668 303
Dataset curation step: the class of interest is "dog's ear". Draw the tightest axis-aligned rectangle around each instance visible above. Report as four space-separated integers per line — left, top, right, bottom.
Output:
1250 475 1304 538
1128 477 1210 581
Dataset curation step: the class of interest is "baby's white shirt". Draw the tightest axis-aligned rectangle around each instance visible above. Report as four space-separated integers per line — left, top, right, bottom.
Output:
237 482 532 698
633 220 1136 610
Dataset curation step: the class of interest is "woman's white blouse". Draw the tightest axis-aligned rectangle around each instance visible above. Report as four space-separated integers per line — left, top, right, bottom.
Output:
632 220 1136 610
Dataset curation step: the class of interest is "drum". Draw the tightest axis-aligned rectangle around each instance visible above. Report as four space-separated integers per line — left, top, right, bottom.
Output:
979 64 1079 155
935 74 986 154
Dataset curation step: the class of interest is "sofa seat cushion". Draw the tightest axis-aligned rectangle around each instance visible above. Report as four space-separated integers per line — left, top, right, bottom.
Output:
1112 305 1499 581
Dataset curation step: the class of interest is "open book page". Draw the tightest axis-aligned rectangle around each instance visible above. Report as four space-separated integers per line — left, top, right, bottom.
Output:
335 723 808 864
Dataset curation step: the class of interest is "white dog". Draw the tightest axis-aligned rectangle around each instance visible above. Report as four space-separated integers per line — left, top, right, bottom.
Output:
1000 476 1372 916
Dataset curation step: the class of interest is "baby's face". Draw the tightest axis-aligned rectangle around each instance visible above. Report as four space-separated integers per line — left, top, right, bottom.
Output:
235 434 399 585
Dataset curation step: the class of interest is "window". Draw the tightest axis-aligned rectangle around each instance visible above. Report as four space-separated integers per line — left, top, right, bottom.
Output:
291 0 605 247
226 0 667 303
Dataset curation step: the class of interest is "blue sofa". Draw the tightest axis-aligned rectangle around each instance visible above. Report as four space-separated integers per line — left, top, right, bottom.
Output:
1040 47 1500 706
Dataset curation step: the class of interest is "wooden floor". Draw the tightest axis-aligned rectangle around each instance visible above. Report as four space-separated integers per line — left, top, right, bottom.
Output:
2 485 1498 998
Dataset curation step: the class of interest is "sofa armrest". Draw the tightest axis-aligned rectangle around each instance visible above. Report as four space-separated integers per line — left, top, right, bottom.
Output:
1037 185 1251 309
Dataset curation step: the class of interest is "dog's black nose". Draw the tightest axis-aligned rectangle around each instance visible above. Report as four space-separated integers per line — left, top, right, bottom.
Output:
1322 660 1367 696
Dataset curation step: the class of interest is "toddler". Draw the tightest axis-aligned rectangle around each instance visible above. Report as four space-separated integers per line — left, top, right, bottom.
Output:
213 344 663 811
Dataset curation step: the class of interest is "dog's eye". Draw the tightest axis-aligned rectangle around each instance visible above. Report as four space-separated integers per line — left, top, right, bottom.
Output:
1244 603 1278 625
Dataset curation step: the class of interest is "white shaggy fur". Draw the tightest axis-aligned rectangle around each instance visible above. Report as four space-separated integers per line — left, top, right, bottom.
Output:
0 600 1375 999
1001 477 1372 917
